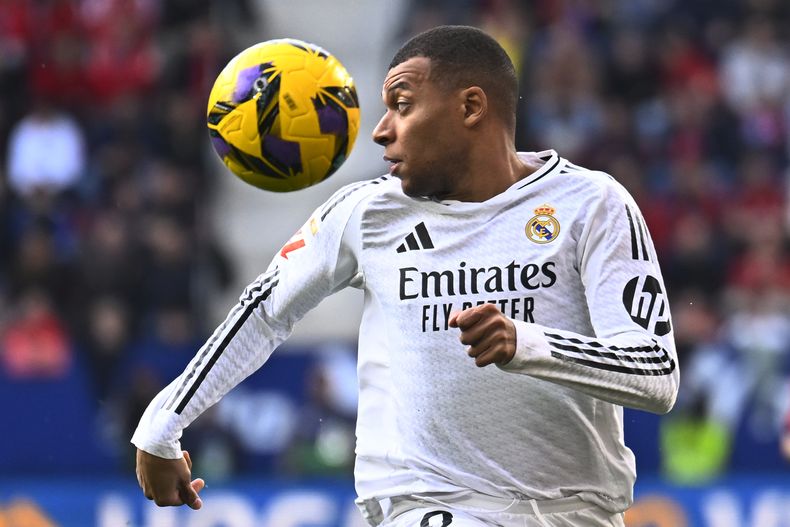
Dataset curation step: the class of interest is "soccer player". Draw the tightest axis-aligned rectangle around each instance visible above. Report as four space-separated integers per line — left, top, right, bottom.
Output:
133 26 679 527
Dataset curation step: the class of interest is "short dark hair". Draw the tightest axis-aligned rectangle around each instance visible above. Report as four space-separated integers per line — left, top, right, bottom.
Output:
389 25 518 131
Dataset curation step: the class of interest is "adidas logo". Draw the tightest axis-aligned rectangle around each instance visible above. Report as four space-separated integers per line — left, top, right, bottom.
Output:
396 222 435 253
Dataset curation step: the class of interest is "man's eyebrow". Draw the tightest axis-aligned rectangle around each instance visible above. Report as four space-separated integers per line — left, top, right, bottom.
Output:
385 81 411 95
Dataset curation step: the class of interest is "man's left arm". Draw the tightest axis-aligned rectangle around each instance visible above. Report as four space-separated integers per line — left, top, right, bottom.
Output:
451 180 679 414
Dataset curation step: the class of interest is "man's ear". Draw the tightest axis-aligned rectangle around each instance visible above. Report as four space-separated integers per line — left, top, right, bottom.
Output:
461 86 487 127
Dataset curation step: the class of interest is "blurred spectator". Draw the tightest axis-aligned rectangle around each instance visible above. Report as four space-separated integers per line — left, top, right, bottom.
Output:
723 151 787 247
126 306 205 386
523 22 604 157
75 210 142 315
657 24 717 95
6 219 77 312
475 0 530 78
720 16 789 114
282 348 358 476
720 292 790 451
143 159 197 225
138 214 194 315
80 0 160 107
636 157 725 258
726 224 790 298
603 29 660 107
721 17 790 155
398 0 480 37
660 294 732 484
6 99 85 199
1 288 71 379
77 296 132 400
663 211 728 300
29 31 88 111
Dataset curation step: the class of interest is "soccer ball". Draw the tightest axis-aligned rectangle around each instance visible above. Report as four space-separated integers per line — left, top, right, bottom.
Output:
207 39 360 192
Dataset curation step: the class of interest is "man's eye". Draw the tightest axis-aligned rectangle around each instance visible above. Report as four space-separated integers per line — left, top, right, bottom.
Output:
394 101 409 112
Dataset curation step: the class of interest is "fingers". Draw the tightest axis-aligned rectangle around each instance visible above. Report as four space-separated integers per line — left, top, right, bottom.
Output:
451 304 516 367
471 346 506 367
136 448 205 508
153 492 186 507
459 314 497 346
449 304 496 329
192 478 206 493
466 341 495 367
180 478 205 510
147 479 205 508
177 451 203 509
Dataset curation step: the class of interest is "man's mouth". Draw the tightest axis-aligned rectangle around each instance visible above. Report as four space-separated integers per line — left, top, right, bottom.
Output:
383 156 402 174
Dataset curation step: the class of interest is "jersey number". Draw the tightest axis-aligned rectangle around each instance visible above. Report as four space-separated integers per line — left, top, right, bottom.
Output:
421 510 453 527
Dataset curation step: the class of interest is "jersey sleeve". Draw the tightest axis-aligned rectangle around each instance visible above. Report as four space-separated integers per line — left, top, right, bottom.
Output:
131 181 373 459
500 177 679 414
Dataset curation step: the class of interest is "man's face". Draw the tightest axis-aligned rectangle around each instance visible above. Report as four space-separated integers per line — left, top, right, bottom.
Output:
372 57 468 199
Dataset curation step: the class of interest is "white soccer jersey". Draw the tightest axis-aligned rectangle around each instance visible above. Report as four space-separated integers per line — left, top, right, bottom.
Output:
132 150 678 523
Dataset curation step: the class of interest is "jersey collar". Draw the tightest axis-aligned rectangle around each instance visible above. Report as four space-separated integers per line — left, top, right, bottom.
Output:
413 150 564 214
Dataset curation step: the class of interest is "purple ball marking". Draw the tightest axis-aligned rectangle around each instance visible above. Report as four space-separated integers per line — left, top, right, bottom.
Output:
233 64 262 103
210 135 232 158
262 135 302 171
315 103 348 135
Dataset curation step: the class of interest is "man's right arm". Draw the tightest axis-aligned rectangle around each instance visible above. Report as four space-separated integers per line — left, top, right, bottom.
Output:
130 178 380 501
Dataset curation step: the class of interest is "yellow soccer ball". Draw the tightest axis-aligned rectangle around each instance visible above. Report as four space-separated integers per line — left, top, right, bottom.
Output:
207 39 360 192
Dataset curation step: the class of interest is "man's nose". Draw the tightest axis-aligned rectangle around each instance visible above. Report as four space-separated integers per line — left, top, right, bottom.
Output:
372 112 393 146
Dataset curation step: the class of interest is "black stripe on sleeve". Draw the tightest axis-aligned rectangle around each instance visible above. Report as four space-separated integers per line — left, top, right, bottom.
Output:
550 352 676 376
625 206 639 260
544 332 676 376
549 341 670 365
543 333 660 354
636 214 650 262
163 304 242 411
166 269 279 412
173 280 279 415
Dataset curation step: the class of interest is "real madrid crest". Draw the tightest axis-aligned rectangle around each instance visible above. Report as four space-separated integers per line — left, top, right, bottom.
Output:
526 204 560 244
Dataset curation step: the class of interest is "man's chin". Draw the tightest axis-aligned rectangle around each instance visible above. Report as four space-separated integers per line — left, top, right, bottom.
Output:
398 177 420 197
395 170 431 198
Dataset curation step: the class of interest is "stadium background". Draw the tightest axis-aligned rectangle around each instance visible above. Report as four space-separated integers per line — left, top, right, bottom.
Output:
0 0 789 526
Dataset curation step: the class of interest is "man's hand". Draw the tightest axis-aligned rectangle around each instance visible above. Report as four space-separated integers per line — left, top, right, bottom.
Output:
136 449 205 509
448 303 516 367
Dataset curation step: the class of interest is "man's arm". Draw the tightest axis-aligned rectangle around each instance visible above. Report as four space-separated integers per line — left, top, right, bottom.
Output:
451 177 679 414
131 180 376 504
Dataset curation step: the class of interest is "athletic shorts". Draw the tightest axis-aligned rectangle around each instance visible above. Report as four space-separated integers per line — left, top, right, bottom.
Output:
377 492 625 527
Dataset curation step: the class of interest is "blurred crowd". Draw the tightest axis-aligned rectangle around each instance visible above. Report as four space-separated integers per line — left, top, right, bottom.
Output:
0 0 256 467
1 0 789 483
